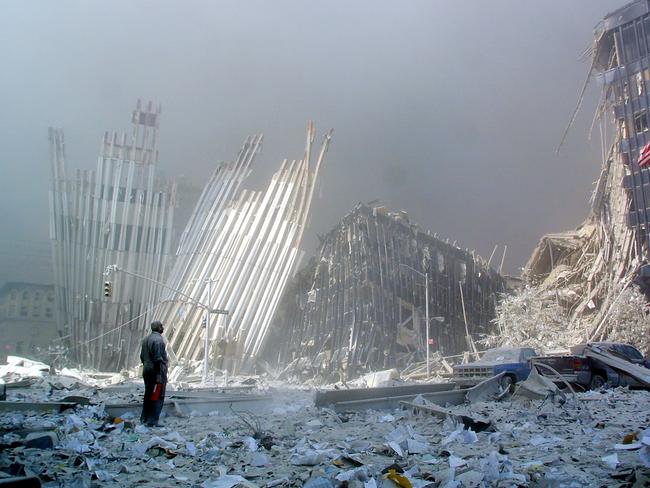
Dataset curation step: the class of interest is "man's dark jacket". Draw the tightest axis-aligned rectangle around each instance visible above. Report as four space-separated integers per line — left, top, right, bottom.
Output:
140 331 168 383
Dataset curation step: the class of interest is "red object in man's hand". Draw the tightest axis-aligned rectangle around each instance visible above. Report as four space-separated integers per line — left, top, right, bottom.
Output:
151 383 162 401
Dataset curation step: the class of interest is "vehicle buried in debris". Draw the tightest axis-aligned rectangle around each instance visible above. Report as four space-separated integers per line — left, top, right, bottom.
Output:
533 342 650 390
451 347 537 390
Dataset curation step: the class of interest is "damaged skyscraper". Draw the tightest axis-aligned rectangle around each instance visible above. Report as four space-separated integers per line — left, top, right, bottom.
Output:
593 1 650 270
495 1 650 351
267 204 505 377
49 101 176 370
155 123 332 374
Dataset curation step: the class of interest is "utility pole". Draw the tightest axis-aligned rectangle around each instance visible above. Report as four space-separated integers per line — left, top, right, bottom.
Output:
399 263 430 379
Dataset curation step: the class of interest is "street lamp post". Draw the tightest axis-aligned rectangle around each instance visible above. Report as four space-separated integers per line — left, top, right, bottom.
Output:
202 279 219 384
399 263 430 378
104 265 228 385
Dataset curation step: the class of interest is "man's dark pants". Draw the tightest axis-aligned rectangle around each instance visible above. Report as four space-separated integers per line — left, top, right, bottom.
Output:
141 375 166 426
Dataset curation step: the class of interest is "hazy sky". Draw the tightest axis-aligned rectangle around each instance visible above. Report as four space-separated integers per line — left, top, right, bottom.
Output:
0 0 624 284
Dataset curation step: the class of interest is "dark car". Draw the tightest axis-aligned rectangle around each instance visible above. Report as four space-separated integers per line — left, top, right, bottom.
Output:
534 342 649 390
452 347 537 389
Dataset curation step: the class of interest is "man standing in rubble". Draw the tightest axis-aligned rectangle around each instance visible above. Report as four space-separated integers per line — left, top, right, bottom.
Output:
140 321 168 427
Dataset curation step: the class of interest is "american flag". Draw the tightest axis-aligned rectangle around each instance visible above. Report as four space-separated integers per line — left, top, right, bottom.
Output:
640 142 650 168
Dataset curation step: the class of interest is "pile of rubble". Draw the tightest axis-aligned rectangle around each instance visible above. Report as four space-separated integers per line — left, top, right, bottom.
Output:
486 113 650 356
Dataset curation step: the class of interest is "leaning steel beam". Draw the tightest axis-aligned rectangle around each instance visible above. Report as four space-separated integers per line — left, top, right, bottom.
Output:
156 124 332 374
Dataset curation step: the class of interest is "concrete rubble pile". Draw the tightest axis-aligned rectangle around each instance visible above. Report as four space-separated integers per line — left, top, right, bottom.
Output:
2 357 650 487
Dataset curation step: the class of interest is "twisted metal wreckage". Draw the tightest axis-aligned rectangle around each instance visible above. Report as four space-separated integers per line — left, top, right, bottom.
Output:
265 204 506 378
49 102 333 372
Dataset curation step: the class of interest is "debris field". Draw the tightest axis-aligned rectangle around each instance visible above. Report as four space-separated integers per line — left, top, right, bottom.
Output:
2 363 650 487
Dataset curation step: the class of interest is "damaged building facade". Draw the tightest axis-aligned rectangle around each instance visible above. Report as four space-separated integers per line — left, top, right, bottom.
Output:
595 0 650 253
495 1 650 353
49 101 177 370
267 204 505 377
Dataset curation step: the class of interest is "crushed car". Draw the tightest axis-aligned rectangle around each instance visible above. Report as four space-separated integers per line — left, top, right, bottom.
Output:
533 342 650 390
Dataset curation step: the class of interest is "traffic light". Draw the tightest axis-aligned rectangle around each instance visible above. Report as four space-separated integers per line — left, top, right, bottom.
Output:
103 281 112 298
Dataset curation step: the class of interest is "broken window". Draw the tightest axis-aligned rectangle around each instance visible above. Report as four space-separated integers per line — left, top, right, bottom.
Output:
615 81 630 104
635 111 649 133
636 72 644 97
622 25 640 62
437 252 445 273
622 119 630 139
459 262 467 285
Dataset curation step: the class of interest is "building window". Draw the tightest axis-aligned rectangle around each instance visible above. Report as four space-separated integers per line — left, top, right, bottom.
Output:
10 291 16 300
437 253 445 273
45 308 53 319
634 111 649 133
20 306 28 317
22 291 29 301
34 292 41 301
636 72 644 97
47 293 54 303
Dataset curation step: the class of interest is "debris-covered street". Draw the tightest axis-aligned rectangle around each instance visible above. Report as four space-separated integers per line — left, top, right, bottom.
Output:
2 360 650 487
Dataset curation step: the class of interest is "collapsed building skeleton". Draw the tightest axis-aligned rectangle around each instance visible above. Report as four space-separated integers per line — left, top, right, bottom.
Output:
49 102 333 372
49 101 176 371
266 204 506 378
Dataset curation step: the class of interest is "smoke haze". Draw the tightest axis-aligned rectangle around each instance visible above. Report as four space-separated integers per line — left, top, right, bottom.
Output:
0 0 623 283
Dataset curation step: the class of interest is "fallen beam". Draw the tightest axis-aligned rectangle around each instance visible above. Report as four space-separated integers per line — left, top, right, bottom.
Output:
0 401 77 414
105 394 270 418
168 386 256 398
328 389 467 412
314 383 457 408
323 374 505 412
101 385 256 395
